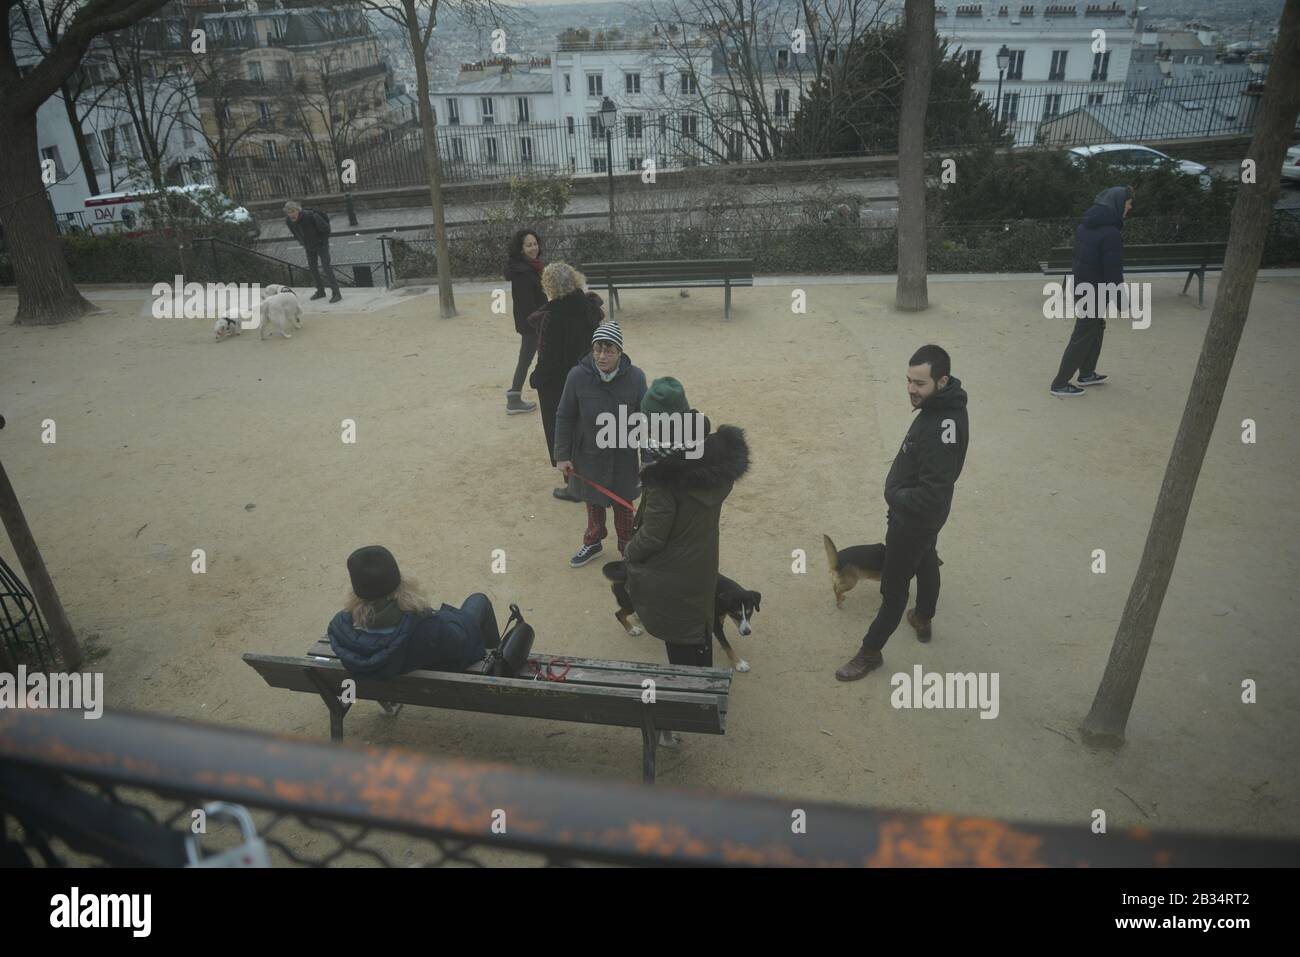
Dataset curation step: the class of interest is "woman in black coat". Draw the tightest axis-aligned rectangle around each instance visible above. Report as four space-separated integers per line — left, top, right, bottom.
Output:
503 228 545 415
532 261 602 501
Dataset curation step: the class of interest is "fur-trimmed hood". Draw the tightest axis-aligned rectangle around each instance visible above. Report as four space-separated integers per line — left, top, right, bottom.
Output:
640 424 750 503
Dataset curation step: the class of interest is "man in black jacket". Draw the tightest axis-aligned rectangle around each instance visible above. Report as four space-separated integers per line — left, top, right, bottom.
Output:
837 345 970 681
284 200 341 302
1050 185 1133 396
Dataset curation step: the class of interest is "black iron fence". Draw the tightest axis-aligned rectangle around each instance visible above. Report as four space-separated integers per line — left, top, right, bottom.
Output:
4 707 1298 867
196 78 1287 205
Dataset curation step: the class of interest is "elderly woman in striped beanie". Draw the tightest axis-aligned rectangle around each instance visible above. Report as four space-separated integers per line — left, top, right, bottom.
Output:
553 320 648 567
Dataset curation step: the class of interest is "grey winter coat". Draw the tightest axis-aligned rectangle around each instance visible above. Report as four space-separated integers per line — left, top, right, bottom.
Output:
553 352 647 508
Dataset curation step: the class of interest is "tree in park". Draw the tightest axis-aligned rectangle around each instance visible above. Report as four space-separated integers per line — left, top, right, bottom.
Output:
355 0 507 319
1 0 173 326
782 14 1002 160
1080 0 1300 747
893 0 933 312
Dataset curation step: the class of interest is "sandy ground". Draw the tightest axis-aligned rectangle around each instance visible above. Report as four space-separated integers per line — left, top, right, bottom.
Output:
2 271 1299 842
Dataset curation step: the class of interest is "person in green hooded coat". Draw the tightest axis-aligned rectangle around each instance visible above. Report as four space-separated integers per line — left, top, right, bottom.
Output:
624 377 751 671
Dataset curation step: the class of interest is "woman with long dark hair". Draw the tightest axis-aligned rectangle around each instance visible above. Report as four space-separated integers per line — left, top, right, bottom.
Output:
503 227 545 414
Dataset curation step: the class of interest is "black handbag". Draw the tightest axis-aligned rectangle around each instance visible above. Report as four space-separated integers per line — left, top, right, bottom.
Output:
482 604 535 678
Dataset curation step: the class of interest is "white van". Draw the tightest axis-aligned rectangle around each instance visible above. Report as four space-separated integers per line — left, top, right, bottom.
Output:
83 184 259 239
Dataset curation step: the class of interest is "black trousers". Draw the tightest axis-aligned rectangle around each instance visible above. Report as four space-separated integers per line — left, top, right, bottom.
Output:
510 331 538 393
861 518 941 654
665 627 714 667
460 592 499 649
537 382 562 467
306 244 341 296
1052 315 1106 389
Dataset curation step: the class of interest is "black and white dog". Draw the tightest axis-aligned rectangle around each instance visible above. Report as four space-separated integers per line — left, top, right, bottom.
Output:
602 562 762 673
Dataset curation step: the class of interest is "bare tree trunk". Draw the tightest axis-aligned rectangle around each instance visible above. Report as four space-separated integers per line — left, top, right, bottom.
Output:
60 81 101 197
1080 0 1300 748
894 0 933 312
0 458 82 670
403 0 456 318
0 111 97 325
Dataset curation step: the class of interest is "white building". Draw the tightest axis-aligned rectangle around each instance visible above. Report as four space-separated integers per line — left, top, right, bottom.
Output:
935 2 1138 145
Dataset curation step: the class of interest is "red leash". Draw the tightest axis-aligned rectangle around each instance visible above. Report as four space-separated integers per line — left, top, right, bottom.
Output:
528 658 572 682
564 469 637 512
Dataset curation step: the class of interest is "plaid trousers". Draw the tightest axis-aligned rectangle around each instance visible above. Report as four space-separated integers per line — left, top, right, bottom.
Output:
584 503 635 554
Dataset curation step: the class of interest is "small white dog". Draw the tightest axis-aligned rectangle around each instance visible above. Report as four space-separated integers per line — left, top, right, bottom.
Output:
213 313 242 341
257 284 302 340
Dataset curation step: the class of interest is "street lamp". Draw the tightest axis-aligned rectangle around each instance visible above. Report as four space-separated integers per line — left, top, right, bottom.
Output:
995 44 1011 129
598 96 617 233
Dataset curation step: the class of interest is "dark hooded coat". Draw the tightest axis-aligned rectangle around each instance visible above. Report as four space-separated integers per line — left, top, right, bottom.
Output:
625 425 750 644
1072 186 1130 289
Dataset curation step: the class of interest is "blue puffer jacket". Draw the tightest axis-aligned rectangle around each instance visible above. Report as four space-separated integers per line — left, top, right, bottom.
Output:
327 605 487 679
1072 188 1127 288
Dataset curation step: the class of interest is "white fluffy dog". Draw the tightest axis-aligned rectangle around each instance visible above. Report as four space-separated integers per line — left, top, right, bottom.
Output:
256 284 302 340
213 313 242 341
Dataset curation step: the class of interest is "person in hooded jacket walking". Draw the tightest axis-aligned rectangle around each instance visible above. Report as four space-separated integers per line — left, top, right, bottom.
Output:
554 320 647 566
327 545 500 678
1050 185 1133 397
837 345 969 681
533 262 602 502
502 228 544 415
624 378 751 690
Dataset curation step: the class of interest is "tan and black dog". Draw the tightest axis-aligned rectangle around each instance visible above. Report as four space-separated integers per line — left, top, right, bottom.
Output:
822 534 943 608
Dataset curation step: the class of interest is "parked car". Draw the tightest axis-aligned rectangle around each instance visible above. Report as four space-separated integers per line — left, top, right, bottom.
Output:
1282 145 1300 184
1068 143 1213 190
83 184 259 240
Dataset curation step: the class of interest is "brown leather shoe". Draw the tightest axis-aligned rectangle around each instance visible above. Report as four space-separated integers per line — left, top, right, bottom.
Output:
835 647 884 681
907 609 932 643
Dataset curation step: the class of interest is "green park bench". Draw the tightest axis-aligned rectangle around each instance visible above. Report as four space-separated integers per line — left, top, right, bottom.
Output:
1039 242 1228 307
583 258 755 320
242 639 731 783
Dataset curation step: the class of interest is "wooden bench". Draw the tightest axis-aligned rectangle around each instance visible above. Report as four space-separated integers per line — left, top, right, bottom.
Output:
583 259 755 320
242 640 731 783
1039 242 1227 307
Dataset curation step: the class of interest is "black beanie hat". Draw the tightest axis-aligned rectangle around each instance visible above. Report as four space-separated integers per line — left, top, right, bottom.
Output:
347 545 401 600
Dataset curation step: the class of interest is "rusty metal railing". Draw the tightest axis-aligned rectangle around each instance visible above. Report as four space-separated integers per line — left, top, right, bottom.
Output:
2 708 1297 867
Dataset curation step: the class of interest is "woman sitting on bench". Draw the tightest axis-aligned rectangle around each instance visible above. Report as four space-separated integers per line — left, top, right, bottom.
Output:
328 545 500 678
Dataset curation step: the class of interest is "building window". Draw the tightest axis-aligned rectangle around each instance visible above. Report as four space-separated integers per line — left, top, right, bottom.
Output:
628 155 641 172
1091 51 1110 81
277 60 292 80
258 102 272 122
680 114 699 137
181 122 195 147
593 156 607 173
1049 50 1067 81
569 155 576 171
265 140 278 160
587 73 603 96
248 61 263 81
625 72 641 94
659 115 668 136
679 72 698 94
626 114 643 139
293 140 307 160
1000 92 1020 120
776 49 789 70
516 97 530 123
774 88 790 118
564 73 571 93
1087 93 1104 105
1006 49 1024 79
1044 93 1062 117
589 114 602 137
658 72 665 92
451 138 464 160
521 137 533 162
724 130 742 160
39 145 66 178
566 115 575 135
485 137 498 163
964 49 981 72
447 99 460 125
481 97 494 123
728 50 740 68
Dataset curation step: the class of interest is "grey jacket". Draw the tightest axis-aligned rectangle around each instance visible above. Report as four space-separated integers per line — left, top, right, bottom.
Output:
553 353 647 508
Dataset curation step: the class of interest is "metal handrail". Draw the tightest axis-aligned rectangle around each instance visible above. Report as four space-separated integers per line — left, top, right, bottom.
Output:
3 708 1298 867
198 236 365 287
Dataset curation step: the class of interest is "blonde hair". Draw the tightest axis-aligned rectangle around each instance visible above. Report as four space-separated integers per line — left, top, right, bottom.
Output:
343 576 431 630
542 261 586 301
